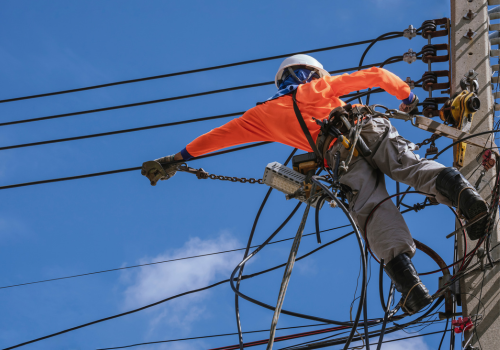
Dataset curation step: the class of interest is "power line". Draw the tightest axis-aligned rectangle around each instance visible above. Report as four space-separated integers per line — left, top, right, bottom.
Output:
0 60 398 128
96 323 328 350
0 85 391 191
1 231 355 350
0 89 385 152
0 34 403 104
0 225 350 290
0 111 244 151
0 141 271 191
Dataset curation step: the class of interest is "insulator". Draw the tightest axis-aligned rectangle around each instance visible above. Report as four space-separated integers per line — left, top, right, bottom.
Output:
422 72 437 91
422 98 438 110
421 20 437 39
421 44 437 63
422 98 439 118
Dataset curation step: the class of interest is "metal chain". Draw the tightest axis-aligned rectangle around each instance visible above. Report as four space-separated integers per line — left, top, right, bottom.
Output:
415 133 441 149
176 164 264 184
207 173 264 184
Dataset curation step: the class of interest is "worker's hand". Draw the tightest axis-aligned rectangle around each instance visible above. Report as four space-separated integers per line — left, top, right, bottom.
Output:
141 155 177 186
399 94 419 114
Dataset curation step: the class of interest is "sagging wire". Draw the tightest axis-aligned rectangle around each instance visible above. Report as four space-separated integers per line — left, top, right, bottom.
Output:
279 296 445 350
276 124 500 349
311 176 368 350
0 141 272 191
235 148 297 350
355 27 422 105
2 217 357 349
0 34 405 104
356 30 405 105
12 32 500 350
0 62 398 128
376 283 395 350
267 185 321 350
0 222 351 291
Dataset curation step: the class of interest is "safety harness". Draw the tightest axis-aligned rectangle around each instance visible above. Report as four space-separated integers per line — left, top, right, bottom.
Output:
291 89 373 172
291 90 323 161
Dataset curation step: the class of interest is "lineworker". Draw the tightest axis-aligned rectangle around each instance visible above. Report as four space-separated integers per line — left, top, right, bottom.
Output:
142 54 488 315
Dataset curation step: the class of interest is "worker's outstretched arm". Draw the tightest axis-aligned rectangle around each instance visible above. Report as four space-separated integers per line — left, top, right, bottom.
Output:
326 67 416 108
142 108 271 185
180 108 269 160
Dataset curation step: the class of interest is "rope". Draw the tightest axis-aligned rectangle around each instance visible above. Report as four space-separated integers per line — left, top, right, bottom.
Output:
456 186 475 218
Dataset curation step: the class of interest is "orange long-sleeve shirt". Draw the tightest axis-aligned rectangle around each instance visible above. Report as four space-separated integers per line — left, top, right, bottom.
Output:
183 67 411 158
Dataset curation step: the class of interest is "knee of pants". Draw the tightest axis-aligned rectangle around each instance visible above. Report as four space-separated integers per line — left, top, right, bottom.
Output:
362 201 416 262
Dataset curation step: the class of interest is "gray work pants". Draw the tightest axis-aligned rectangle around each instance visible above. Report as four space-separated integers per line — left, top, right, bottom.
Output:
326 116 451 263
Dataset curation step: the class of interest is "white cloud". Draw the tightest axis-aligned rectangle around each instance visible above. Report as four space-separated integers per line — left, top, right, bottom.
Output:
121 232 242 331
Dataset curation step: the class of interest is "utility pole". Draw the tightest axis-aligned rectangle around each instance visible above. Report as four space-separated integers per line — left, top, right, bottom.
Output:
451 0 500 349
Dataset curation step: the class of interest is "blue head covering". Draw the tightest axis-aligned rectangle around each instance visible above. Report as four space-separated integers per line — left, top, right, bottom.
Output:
267 68 320 101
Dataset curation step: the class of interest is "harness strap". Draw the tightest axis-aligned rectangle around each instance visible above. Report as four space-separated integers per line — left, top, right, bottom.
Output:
291 89 323 160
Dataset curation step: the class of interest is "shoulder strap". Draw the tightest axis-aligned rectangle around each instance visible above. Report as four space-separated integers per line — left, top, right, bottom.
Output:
291 89 322 160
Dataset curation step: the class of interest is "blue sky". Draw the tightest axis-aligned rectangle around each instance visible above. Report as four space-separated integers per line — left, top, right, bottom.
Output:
0 1 476 349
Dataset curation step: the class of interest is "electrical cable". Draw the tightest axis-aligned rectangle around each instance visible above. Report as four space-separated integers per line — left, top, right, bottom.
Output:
229 176 370 330
15 121 487 349
0 111 244 152
282 319 445 350
0 34 404 104
375 283 395 350
96 323 328 350
2 278 230 350
1 221 355 349
378 259 386 312
362 246 371 350
437 318 449 350
362 190 470 277
0 223 350 290
0 61 400 128
3 31 474 350
0 74 448 192
235 186 273 350
0 84 387 153
315 195 330 244
430 129 500 161
311 177 367 350
283 296 445 350
229 230 361 326
267 183 320 350
212 324 353 350
0 141 271 191
356 30 404 104
235 148 297 350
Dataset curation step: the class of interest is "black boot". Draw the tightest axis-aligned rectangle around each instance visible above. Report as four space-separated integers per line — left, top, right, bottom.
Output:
436 167 488 240
384 253 433 315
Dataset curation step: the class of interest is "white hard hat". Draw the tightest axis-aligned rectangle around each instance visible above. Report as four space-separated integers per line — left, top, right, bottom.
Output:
274 54 330 88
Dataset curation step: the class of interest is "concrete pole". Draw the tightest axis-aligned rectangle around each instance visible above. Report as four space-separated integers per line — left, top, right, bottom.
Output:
451 0 500 348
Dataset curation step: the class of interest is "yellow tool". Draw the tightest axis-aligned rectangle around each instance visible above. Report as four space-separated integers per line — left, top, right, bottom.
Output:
439 91 480 167
338 135 359 157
